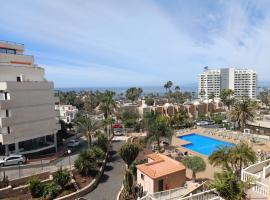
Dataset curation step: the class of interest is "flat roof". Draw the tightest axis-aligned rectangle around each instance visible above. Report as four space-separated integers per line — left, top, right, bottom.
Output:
137 153 185 179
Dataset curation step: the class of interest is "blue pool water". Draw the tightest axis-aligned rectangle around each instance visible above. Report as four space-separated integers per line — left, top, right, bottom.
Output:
178 133 235 156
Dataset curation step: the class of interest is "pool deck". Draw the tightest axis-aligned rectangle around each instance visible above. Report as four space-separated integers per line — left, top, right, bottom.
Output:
172 127 270 181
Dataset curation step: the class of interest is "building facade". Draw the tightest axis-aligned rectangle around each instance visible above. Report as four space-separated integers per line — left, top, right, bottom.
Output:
55 104 78 123
199 67 257 99
0 41 60 155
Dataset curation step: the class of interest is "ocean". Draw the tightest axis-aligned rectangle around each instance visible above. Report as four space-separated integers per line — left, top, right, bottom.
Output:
56 85 198 95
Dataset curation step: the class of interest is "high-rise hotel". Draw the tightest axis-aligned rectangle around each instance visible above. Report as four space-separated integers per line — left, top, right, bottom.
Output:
0 41 60 155
198 67 257 99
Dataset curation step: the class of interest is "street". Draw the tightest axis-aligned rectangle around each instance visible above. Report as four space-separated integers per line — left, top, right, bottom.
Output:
83 139 125 200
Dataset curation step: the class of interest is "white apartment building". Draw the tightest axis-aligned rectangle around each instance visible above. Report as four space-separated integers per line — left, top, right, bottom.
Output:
198 68 221 99
0 40 60 155
199 67 257 99
55 104 78 123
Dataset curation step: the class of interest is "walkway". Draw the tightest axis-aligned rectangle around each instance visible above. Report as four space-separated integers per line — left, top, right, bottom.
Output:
83 139 125 200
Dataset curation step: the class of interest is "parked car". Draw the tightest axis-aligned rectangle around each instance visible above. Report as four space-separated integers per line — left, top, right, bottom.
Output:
67 139 80 148
0 154 26 167
112 123 123 129
114 130 123 136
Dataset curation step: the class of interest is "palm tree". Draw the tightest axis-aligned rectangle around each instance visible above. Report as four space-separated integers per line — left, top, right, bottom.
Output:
118 143 140 168
175 85 180 91
229 100 256 131
209 146 231 170
99 90 117 136
230 142 256 178
75 116 99 147
147 116 173 152
220 89 235 110
182 156 206 182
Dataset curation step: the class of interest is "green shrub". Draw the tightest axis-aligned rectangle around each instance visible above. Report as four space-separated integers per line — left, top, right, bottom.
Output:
27 176 45 198
43 182 60 200
74 149 97 176
53 167 71 189
95 134 109 151
130 159 147 179
90 146 106 163
123 170 133 194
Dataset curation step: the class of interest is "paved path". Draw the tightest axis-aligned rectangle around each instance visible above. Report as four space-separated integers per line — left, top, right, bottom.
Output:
83 139 125 200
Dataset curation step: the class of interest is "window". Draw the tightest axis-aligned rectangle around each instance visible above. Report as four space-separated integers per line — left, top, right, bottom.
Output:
17 76 22 82
141 174 144 180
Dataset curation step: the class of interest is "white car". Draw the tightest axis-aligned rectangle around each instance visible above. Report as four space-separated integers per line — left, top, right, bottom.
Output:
114 130 123 136
67 139 80 148
0 155 26 167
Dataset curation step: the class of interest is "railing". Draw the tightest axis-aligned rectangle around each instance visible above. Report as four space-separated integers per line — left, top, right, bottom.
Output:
244 159 270 174
0 40 24 46
252 181 269 197
262 164 270 179
241 170 260 182
139 189 223 200
150 187 188 200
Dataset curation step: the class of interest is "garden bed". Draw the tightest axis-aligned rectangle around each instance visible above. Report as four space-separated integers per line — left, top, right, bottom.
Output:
72 170 98 189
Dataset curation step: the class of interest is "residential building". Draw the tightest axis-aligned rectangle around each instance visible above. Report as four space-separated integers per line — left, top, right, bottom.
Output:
55 104 78 123
198 67 257 99
0 41 60 155
136 153 186 194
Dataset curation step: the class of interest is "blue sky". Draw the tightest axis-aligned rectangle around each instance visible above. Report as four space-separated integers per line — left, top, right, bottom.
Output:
1 0 270 88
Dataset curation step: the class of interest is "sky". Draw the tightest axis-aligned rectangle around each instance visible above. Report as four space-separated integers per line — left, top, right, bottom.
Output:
1 0 270 88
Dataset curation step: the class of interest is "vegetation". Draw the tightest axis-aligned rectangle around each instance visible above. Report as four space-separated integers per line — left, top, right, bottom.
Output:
229 100 256 131
259 88 269 108
209 146 231 170
120 110 139 128
130 159 147 179
125 87 143 102
182 156 206 182
52 167 71 189
145 97 154 106
0 174 9 189
95 133 109 151
147 115 173 152
123 170 133 194
119 143 140 168
28 176 44 198
43 182 60 200
220 89 235 110
169 111 193 128
74 149 98 176
75 115 99 147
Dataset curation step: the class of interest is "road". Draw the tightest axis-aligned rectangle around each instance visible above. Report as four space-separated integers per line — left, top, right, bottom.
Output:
0 138 88 180
83 139 126 200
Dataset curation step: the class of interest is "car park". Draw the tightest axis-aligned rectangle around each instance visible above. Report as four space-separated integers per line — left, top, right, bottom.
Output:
0 154 26 166
67 139 80 148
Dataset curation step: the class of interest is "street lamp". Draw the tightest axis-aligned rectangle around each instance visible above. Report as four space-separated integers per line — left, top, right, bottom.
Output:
67 149 71 170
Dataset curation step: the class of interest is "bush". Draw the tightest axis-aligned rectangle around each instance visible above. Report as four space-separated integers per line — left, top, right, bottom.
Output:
95 134 109 151
43 182 60 200
130 159 147 179
90 146 106 163
0 175 9 189
53 167 71 189
28 177 45 198
75 149 97 176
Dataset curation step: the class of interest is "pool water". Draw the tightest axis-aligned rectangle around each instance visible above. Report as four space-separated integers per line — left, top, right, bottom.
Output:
178 133 234 156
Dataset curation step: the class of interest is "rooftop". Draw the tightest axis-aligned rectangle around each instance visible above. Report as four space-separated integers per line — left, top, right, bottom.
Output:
137 153 186 179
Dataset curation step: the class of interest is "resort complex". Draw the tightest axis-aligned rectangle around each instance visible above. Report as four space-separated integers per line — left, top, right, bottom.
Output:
1 1 270 200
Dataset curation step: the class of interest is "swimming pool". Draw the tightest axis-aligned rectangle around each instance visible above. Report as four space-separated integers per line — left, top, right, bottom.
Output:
178 133 234 156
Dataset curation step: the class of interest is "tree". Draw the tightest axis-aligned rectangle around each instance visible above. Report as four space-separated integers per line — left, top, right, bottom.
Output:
74 149 97 176
209 142 256 179
229 100 256 131
220 89 235 110
169 111 190 128
119 143 140 168
145 97 154 106
259 88 269 108
209 146 231 170
209 92 215 101
123 170 133 194
53 167 71 189
175 85 180 91
125 87 143 102
90 146 106 163
147 116 173 152
209 170 246 200
95 133 109 151
75 115 99 147
182 156 206 182
120 110 139 128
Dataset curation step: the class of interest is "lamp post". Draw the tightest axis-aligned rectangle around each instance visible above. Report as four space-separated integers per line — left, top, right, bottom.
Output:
67 149 71 170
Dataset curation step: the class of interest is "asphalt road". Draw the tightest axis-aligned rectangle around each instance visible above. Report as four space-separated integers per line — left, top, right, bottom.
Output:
83 139 125 200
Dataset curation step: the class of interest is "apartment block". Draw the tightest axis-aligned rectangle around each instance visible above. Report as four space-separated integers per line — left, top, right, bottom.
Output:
55 104 78 123
0 41 60 155
199 67 257 99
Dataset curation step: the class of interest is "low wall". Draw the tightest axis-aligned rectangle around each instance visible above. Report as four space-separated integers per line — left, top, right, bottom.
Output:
54 153 108 200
